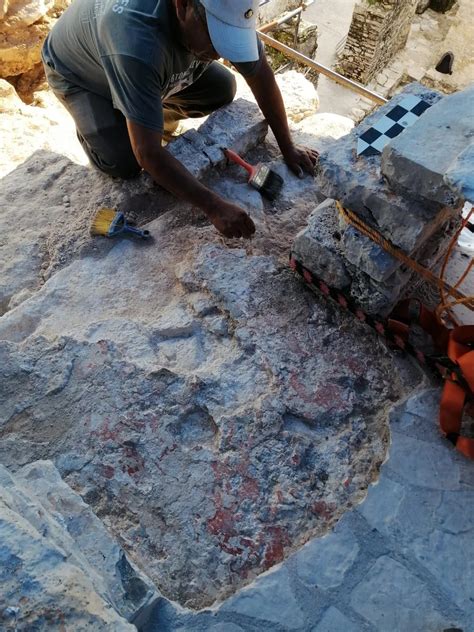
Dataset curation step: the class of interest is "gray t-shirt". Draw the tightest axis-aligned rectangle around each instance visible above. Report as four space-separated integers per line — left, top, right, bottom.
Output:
42 0 263 133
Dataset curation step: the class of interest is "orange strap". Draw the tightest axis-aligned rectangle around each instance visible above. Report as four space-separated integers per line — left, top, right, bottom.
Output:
441 327 474 459
388 301 474 459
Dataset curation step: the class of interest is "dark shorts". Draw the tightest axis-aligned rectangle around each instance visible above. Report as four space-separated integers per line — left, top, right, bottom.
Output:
46 62 236 179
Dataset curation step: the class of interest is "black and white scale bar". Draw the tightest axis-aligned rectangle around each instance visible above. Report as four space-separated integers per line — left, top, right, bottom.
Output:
357 95 432 157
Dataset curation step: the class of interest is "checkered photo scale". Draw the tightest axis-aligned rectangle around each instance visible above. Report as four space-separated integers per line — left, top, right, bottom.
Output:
357 95 432 157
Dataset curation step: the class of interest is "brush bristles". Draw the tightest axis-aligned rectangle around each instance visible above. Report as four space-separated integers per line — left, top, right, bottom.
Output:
90 207 118 236
249 166 283 201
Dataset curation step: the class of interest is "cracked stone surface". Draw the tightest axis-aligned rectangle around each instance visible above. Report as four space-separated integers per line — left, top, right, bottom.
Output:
0 88 420 610
0 460 156 630
0 224 414 608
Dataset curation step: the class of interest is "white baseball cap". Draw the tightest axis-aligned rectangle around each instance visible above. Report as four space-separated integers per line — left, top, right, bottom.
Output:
200 0 260 63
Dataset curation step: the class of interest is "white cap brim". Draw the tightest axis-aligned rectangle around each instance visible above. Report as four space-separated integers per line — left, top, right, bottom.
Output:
205 11 259 63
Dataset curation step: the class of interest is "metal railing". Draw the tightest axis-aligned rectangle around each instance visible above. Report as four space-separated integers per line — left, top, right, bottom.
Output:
258 4 387 106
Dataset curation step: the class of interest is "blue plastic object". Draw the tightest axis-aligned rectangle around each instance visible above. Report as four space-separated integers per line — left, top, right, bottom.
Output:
108 212 151 239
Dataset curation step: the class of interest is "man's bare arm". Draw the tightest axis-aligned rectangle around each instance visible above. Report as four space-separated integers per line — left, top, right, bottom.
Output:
245 55 318 177
126 120 255 238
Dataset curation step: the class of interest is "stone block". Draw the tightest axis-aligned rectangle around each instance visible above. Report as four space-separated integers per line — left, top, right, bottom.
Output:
347 265 409 316
294 515 360 590
168 98 268 178
198 97 268 157
350 556 453 631
291 199 416 315
292 199 351 289
381 85 474 207
220 567 306 629
342 226 403 283
445 142 474 204
318 84 445 252
0 462 152 630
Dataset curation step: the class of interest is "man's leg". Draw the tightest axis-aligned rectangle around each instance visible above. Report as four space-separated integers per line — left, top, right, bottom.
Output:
163 61 236 130
53 88 141 179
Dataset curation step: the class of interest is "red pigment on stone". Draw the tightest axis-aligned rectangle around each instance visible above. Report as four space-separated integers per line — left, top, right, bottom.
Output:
262 526 289 569
311 500 336 520
238 476 259 500
291 453 301 466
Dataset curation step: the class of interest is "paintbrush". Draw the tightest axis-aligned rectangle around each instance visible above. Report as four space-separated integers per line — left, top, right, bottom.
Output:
90 207 151 239
223 148 283 201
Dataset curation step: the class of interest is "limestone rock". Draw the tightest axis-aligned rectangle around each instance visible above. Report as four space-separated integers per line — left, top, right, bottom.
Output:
275 70 320 122
168 98 268 178
292 199 351 289
3 0 55 28
381 84 474 207
445 143 474 204
0 0 72 77
0 461 155 630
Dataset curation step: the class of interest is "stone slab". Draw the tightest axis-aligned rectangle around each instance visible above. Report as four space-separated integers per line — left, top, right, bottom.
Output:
312 607 362 632
317 83 447 252
294 514 360 590
341 225 406 283
445 142 474 204
381 84 474 206
350 556 452 631
0 462 145 631
292 199 351 289
220 567 306 629
14 460 158 621
386 431 461 490
168 98 268 179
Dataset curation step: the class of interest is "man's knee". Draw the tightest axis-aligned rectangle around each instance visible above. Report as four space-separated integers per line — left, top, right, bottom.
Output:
88 152 141 179
76 128 141 179
220 71 237 107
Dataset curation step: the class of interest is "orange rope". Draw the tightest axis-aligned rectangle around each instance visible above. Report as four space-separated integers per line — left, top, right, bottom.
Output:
435 206 474 323
336 201 474 317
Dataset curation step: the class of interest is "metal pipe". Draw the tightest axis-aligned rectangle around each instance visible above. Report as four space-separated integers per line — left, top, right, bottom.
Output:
257 31 388 106
259 1 313 33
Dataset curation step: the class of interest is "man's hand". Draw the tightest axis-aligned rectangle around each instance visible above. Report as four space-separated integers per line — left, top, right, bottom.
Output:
282 144 319 178
127 120 255 239
204 200 256 239
245 56 319 179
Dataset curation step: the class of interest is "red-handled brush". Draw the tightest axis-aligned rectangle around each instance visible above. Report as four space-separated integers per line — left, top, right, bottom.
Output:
223 148 283 201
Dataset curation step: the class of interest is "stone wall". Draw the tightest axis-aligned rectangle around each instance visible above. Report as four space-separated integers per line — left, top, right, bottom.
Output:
292 83 472 317
337 0 419 84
